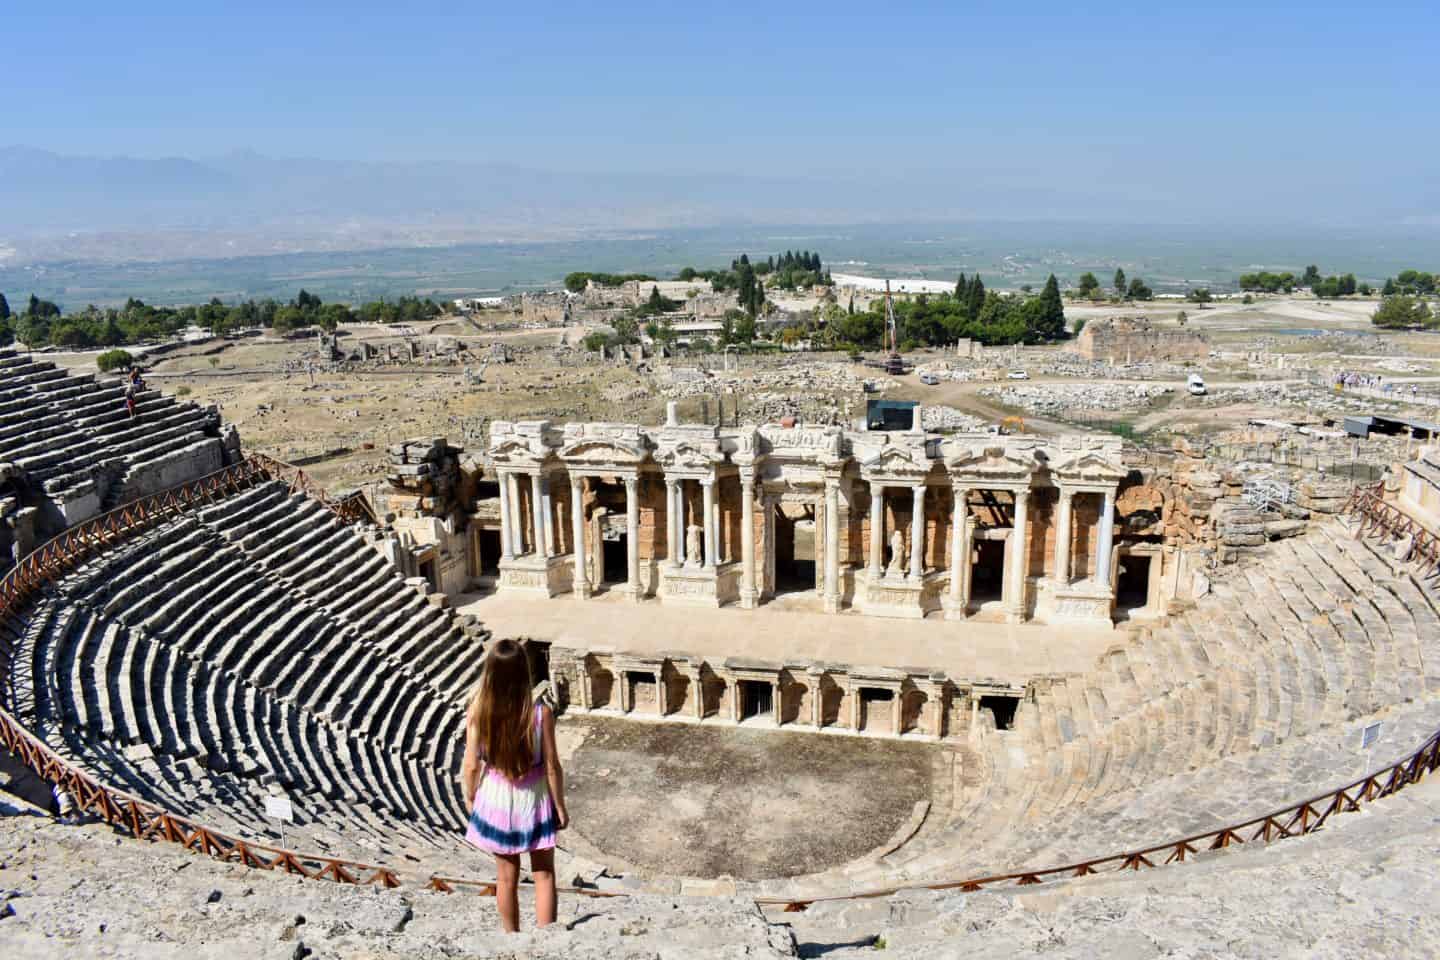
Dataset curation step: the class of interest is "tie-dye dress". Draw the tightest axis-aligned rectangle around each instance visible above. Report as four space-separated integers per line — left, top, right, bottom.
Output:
464 701 558 856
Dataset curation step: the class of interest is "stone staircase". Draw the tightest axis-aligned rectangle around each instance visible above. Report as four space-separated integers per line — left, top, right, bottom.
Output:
0 347 226 531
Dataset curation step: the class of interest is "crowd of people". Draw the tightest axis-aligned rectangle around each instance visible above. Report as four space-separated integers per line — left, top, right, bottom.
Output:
1333 370 1423 401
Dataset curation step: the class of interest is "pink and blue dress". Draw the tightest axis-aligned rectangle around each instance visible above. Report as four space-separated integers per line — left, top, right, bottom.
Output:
464 701 558 855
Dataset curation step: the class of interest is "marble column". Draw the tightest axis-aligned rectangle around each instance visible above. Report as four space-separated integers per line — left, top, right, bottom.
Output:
823 478 841 613
701 477 718 568
1007 488 1031 621
541 477 555 555
1054 489 1074 584
1095 489 1116 588
948 484 970 615
909 484 926 579
891 689 903 735
664 477 680 568
740 474 757 607
624 476 641 599
530 472 547 559
868 483 884 576
508 473 526 556
498 471 515 561
570 475 588 598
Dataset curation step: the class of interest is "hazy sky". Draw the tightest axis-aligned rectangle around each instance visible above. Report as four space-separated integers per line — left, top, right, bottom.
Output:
6 2 1439 223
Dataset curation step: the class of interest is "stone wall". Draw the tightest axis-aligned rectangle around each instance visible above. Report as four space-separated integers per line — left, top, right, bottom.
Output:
1074 317 1209 363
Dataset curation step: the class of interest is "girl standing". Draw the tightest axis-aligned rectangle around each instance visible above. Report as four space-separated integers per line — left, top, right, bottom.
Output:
460 639 569 932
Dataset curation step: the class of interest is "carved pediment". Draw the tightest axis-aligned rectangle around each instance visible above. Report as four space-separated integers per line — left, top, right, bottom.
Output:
860 443 932 479
944 443 1037 481
1053 451 1128 485
558 438 648 464
488 437 551 465
655 440 724 471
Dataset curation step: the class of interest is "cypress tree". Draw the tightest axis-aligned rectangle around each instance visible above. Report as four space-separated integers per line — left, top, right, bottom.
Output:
967 275 986 317
1036 274 1065 341
0 292 8 321
954 273 967 300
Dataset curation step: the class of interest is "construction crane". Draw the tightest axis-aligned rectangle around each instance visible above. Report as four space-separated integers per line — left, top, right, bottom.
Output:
883 280 904 375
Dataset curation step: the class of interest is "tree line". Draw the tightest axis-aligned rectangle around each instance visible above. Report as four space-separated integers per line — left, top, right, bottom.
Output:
1072 268 1153 301
824 274 1067 349
0 289 445 349
562 272 656 293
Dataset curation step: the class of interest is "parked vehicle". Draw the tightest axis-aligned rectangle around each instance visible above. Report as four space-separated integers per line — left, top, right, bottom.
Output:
918 372 940 386
1007 370 1029 380
1187 373 1207 396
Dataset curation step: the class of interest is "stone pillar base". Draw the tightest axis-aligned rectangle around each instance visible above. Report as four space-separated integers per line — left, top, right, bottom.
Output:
855 569 944 620
738 589 760 610
942 596 968 621
661 562 741 607
1033 577 1115 628
498 554 574 597
822 593 843 614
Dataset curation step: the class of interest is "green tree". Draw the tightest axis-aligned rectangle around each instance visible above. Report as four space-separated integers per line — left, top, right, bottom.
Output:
734 311 758 344
966 275 986 318
317 302 354 332
1113 268 1127 298
1371 295 1434 329
0 292 9 321
1301 265 1321 288
1029 274 1066 341
96 349 134 373
1127 278 1153 300
954 272 968 300
271 305 307 333
1382 277 1397 296
14 312 51 347
1076 272 1100 298
1187 288 1212 303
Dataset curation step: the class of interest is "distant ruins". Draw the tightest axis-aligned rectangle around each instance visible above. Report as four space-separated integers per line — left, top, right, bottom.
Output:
1074 316 1209 363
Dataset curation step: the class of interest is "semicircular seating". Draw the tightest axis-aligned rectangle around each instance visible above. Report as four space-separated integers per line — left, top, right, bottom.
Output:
5 477 490 872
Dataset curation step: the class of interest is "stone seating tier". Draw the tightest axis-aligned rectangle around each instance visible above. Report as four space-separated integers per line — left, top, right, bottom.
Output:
0 348 224 523
5 477 488 871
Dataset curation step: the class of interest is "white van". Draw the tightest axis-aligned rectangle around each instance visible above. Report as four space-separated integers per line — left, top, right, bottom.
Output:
1187 373 1207 396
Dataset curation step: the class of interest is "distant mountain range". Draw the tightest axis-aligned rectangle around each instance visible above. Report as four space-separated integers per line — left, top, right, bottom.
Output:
0 146 912 261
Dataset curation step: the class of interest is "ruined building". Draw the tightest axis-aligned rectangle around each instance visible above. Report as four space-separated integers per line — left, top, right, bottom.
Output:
1074 316 1209 363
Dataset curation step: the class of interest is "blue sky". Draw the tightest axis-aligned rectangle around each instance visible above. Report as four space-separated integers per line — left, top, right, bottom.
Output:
5 2 1439 222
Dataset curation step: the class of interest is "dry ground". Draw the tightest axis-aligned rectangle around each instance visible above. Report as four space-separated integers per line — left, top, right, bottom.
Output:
557 715 939 880
34 294 1440 490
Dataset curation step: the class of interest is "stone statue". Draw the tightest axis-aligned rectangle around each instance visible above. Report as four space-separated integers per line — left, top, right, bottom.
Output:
686 523 704 566
888 529 906 578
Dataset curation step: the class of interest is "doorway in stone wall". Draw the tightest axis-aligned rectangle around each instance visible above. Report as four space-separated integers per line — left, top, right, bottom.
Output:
969 538 1007 608
1115 552 1152 621
601 531 627 591
739 680 773 721
773 502 818 597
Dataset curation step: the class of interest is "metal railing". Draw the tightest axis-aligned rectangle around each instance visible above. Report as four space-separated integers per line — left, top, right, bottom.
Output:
0 458 1439 908
1345 481 1439 579
0 454 395 889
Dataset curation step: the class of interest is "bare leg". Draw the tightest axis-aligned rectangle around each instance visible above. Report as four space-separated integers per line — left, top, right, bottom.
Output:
493 853 521 933
530 848 557 927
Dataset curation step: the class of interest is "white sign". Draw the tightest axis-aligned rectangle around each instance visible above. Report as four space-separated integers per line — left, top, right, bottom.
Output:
1361 722 1383 750
264 794 294 824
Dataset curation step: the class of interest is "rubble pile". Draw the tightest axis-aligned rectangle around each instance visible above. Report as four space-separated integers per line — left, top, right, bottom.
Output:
922 405 989 432
980 383 1173 415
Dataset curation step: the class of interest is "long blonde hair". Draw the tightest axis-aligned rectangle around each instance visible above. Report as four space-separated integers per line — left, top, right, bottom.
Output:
466 639 535 781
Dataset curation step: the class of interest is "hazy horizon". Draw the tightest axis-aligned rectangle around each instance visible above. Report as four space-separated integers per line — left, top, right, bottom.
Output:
3 2 1438 290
